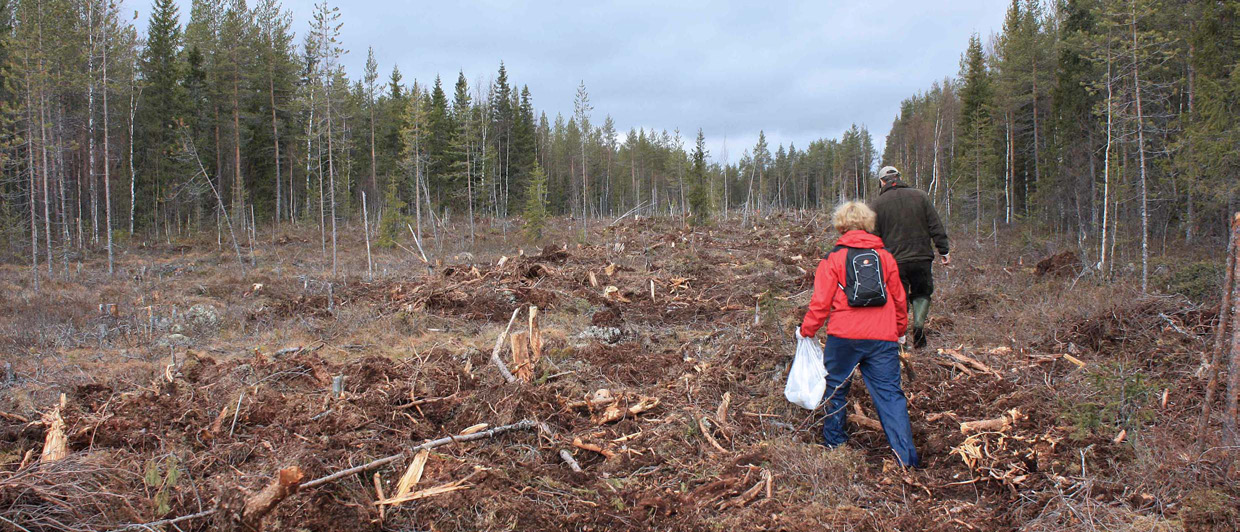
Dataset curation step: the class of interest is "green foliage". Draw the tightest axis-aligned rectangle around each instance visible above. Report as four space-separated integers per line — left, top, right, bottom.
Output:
376 177 408 248
523 161 549 241
1156 259 1223 304
688 129 711 226
1060 364 1160 441
143 455 181 517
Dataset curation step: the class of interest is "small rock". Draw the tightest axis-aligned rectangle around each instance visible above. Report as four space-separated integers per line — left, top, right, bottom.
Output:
182 304 222 332
578 326 624 345
157 334 192 348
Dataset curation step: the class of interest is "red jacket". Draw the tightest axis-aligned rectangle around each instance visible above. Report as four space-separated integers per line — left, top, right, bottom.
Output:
799 230 908 342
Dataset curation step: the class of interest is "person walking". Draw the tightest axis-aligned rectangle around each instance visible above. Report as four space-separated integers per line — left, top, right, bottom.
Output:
799 201 919 468
870 166 950 349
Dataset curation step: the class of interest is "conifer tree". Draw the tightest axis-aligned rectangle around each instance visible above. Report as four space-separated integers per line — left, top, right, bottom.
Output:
523 161 548 241
688 129 710 226
134 0 185 230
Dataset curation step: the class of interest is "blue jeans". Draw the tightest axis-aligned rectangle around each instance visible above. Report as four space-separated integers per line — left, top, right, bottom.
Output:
821 336 919 467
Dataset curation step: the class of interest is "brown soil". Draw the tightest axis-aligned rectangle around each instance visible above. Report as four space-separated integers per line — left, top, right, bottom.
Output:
0 214 1233 531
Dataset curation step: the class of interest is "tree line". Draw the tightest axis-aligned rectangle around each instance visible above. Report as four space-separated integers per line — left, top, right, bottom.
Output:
882 0 1239 290
3 0 1233 286
0 0 889 281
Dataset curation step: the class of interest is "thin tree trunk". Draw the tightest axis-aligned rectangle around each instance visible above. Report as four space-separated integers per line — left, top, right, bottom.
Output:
369 88 377 207
128 47 138 234
1224 215 1240 448
1031 54 1041 215
272 76 282 224
103 12 113 275
39 81 53 275
1131 1 1150 293
326 88 338 276
56 105 70 276
362 191 373 280
25 52 39 290
1100 50 1113 271
233 73 244 228
87 0 97 244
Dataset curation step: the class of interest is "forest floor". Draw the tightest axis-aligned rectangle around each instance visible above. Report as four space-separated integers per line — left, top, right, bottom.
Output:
0 214 1236 531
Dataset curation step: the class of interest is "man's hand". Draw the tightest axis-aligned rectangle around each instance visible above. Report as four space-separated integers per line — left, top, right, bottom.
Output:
795 327 805 340
898 335 907 346
940 254 951 266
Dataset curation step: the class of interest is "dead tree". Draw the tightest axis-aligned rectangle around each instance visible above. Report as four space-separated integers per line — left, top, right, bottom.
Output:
180 125 247 275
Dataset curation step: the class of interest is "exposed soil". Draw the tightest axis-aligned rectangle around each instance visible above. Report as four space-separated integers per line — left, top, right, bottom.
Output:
0 215 1234 531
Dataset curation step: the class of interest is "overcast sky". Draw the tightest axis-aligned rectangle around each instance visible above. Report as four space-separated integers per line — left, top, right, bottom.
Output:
132 0 1008 163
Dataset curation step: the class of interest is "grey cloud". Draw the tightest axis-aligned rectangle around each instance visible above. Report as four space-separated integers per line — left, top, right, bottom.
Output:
137 0 1006 161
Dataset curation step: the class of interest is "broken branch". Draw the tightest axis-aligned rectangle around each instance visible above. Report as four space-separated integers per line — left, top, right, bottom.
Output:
490 308 522 384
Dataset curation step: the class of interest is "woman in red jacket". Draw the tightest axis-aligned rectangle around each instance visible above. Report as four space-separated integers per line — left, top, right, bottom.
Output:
799 201 919 468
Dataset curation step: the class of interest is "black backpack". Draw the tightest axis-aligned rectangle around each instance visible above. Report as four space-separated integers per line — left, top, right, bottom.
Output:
830 245 888 307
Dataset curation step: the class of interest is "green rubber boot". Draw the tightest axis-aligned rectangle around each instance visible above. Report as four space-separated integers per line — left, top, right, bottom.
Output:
910 297 931 349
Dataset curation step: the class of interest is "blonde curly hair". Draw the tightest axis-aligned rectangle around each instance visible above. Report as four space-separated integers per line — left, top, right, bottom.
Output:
832 201 876 234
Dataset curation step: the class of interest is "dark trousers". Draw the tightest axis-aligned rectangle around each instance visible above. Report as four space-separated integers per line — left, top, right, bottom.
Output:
897 260 934 299
821 336 919 467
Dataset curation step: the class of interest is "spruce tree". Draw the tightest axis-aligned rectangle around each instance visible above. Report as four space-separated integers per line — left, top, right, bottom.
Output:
134 0 185 230
688 129 710 226
523 161 548 241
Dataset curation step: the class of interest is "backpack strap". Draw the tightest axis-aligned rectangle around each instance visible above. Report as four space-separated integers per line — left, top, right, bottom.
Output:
829 245 848 290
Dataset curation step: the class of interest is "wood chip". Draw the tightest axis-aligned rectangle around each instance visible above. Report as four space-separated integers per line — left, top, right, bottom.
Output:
716 392 731 426
377 471 478 506
39 394 67 463
1062 354 1086 368
460 423 489 435
393 449 429 498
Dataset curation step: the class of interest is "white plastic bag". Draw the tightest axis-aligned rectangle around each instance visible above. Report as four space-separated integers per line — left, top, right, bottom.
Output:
784 330 827 409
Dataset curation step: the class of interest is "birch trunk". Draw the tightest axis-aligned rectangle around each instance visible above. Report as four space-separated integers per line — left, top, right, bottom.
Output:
103 10 113 274
1130 1 1150 293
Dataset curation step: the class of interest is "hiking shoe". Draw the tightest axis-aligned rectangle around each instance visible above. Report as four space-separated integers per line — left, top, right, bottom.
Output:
912 327 927 349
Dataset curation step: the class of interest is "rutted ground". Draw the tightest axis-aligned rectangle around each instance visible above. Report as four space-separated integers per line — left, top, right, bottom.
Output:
1 215 1234 531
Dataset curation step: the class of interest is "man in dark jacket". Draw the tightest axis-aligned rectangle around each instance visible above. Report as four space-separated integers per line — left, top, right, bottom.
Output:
869 166 950 349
